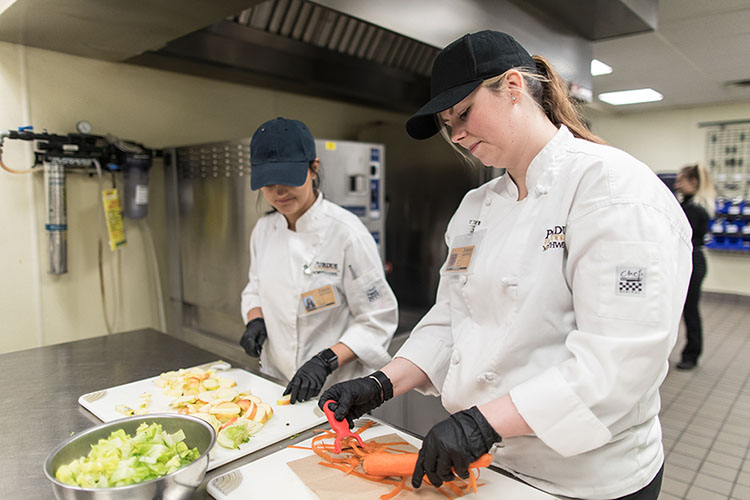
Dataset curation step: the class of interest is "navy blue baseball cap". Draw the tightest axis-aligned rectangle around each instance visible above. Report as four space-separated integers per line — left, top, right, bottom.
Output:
406 30 534 140
250 117 316 190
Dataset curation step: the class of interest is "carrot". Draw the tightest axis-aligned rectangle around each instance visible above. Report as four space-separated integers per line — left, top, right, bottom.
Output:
362 452 493 477
292 424 490 499
380 476 408 500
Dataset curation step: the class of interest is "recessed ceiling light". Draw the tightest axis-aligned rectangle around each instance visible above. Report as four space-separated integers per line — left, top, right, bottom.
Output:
598 88 663 105
591 59 613 76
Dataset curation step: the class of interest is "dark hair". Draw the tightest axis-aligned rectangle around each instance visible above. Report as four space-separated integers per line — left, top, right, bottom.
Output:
256 161 320 214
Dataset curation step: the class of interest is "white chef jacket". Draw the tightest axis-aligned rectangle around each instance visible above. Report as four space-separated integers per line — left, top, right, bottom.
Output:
396 126 692 499
241 193 397 386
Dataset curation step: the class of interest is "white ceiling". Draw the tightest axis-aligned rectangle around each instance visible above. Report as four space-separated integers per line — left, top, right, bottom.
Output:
590 0 750 113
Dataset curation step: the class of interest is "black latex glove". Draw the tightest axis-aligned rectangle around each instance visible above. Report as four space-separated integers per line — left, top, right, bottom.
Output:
239 318 267 357
284 355 330 404
318 371 393 428
412 406 500 489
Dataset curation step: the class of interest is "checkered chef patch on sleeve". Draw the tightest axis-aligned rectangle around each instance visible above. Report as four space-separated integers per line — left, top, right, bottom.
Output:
616 266 646 296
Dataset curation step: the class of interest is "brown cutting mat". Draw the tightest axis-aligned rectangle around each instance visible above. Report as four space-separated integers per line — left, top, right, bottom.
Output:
286 433 465 500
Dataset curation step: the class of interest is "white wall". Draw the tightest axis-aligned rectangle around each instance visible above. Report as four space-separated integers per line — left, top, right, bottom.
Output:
0 41 408 354
586 102 750 296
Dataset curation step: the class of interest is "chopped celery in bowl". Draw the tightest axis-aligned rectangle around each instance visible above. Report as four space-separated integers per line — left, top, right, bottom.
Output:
44 414 215 500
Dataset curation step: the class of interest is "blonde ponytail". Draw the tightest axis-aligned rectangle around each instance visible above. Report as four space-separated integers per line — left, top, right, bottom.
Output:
481 56 605 144
680 163 716 217
527 56 605 144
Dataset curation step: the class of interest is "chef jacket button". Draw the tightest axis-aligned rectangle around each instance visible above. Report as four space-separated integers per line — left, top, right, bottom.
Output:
484 198 492 207
459 275 468 285
500 277 518 287
451 351 461 365
535 184 548 195
481 372 496 382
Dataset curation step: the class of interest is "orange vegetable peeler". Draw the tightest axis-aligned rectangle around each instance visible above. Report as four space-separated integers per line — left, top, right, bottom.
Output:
323 399 365 453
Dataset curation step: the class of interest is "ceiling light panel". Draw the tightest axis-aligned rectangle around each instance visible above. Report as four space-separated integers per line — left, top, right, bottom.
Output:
598 88 663 105
590 58 612 76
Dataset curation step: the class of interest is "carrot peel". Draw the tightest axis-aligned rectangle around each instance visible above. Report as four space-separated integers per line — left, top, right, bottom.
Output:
296 421 491 499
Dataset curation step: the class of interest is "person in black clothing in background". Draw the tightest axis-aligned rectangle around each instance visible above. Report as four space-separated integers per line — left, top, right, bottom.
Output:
674 163 715 370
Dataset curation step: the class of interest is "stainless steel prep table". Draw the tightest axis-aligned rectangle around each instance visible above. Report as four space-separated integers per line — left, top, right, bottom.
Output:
0 328 290 499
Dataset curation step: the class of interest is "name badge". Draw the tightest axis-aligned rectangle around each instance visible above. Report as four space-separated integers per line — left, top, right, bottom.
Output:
444 230 486 274
301 284 338 313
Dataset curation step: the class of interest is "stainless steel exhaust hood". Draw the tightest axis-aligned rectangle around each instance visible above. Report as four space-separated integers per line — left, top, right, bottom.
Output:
128 0 440 113
0 0 657 113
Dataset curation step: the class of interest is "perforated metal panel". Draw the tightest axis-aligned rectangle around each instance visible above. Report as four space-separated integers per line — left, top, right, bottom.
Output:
176 139 252 180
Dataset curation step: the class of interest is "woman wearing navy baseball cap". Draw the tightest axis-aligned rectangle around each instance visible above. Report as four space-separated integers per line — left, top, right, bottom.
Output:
321 31 692 500
239 117 397 404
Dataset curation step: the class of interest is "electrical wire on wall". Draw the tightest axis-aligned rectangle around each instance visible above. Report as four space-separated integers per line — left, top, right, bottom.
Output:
139 219 167 332
0 134 36 174
92 159 120 334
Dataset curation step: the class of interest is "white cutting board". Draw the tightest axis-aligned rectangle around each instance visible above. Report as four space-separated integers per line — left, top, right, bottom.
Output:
207 420 557 500
78 361 326 470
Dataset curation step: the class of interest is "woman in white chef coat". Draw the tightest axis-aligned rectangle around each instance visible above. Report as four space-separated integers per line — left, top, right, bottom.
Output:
320 31 692 500
240 117 398 404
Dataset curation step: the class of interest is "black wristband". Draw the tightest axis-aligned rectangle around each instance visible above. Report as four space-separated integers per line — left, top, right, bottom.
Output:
315 348 338 374
368 370 394 403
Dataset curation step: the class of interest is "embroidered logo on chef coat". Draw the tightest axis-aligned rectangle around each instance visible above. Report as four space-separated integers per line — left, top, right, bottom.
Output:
617 267 646 296
365 285 381 302
542 225 566 252
312 261 340 276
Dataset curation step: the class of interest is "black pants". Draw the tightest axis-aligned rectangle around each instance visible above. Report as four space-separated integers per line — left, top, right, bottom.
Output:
681 250 707 364
611 464 664 500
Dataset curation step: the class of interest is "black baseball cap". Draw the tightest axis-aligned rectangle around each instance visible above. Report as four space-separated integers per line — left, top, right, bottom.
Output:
406 30 534 140
250 117 316 190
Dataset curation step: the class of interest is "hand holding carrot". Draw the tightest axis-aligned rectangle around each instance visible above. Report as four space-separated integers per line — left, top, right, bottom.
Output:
412 406 501 488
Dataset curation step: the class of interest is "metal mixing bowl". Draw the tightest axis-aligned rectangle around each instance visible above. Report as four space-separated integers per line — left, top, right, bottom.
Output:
43 414 216 500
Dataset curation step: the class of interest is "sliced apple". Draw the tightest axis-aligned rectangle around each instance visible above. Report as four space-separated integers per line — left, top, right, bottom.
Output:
201 378 219 390
247 395 262 405
217 377 237 388
258 402 273 422
170 394 196 408
242 400 258 420
197 391 218 403
214 388 239 402
276 394 291 406
187 403 204 414
219 416 238 431
250 404 267 423
210 401 241 421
